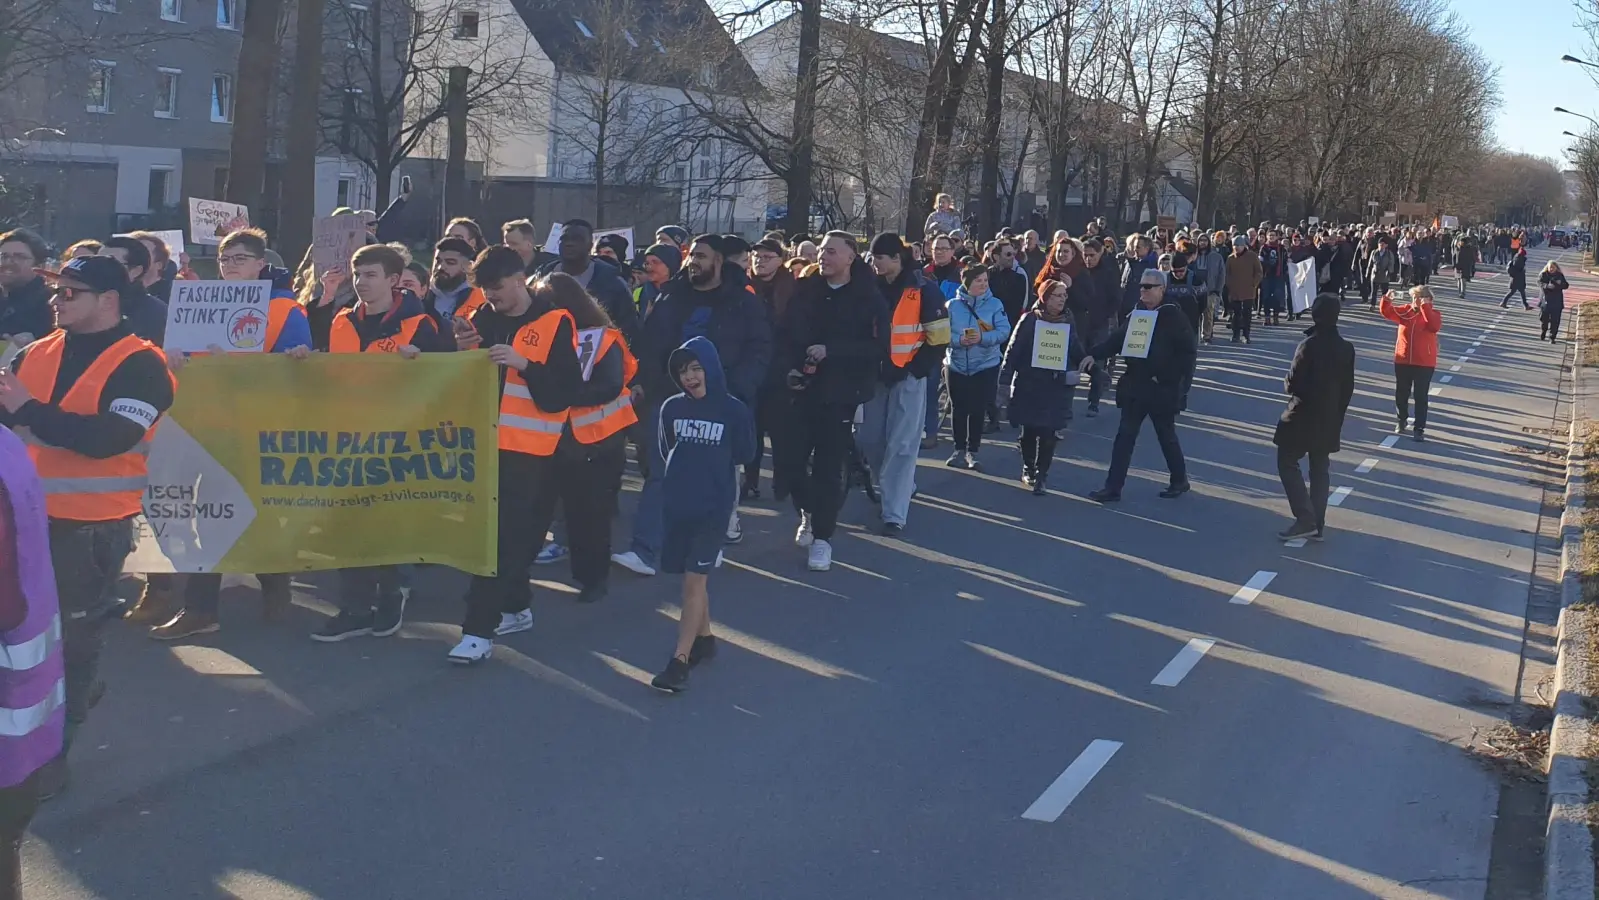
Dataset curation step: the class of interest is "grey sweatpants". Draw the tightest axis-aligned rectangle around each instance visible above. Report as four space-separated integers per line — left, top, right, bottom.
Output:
860 375 928 527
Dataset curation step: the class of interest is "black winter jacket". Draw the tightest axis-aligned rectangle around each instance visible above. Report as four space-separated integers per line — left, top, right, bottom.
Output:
1088 303 1196 415
788 260 890 408
638 264 772 407
1273 299 1355 455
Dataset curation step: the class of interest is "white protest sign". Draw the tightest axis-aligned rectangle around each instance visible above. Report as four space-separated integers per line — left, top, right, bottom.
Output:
188 198 250 246
165 280 272 353
1120 309 1158 359
1031 322 1070 371
311 214 367 274
1290 256 1317 314
545 224 636 257
115 230 186 261
1307 216 1320 226
1441 215 1459 230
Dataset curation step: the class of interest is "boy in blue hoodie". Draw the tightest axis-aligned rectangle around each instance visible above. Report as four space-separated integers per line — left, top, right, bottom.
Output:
650 336 753 693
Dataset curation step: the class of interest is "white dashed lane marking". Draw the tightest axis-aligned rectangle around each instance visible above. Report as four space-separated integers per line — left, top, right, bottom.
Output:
1380 435 1400 450
1151 639 1217 687
1328 486 1353 507
1355 458 1378 473
1021 740 1123 823
1229 571 1277 606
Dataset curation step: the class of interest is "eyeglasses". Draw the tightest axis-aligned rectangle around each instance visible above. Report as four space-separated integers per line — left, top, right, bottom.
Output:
1139 283 1161 291
52 286 96 301
218 254 261 266
0 253 34 265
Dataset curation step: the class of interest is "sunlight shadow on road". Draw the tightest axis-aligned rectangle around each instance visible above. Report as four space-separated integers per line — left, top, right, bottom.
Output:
721 558 851 599
656 604 872 682
167 646 312 716
591 651 655 688
1145 796 1467 899
216 868 323 899
490 644 650 722
964 641 1165 713
853 533 1082 608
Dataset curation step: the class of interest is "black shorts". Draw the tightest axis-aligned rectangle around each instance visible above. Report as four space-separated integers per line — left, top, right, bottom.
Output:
660 513 726 575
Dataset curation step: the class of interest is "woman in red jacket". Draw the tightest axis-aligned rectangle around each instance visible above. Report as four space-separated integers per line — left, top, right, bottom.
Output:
1380 285 1442 442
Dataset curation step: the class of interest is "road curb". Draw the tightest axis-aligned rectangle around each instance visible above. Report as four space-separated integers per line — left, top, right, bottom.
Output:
1548 308 1596 900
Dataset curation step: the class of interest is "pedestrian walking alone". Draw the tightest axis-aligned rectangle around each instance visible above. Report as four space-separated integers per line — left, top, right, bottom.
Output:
1540 261 1569 343
1501 248 1530 309
1380 286 1441 442
1082 269 1197 502
1274 294 1355 542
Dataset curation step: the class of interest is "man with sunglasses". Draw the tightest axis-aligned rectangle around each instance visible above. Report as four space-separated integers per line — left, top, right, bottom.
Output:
0 255 174 796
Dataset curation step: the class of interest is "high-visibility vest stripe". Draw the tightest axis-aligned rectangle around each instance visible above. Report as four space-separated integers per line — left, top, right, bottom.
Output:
498 413 566 433
890 287 926 367
472 307 576 456
0 615 60 672
0 679 64 737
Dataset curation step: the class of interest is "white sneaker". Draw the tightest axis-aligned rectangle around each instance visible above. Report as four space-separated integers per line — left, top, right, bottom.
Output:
447 635 494 665
795 512 814 548
725 509 743 544
807 539 832 572
495 609 533 636
610 551 657 577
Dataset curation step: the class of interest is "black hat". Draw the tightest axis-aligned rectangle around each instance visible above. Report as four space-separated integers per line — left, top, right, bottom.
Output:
36 256 129 294
595 232 630 258
869 231 906 257
1169 252 1189 270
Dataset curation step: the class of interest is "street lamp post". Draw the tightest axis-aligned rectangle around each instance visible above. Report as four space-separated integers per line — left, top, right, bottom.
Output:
1563 55 1599 71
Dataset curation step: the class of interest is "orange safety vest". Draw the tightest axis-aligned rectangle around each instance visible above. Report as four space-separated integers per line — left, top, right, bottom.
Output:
262 296 300 353
889 287 926 367
328 306 426 354
476 307 575 456
456 288 486 319
570 327 639 444
16 331 171 522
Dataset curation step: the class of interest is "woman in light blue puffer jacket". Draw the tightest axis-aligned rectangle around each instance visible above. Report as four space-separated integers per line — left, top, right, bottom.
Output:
944 264 1012 470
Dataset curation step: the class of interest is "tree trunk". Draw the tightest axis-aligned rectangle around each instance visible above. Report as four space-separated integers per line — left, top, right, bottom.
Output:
903 0 988 238
976 0 1006 242
785 0 821 237
1194 0 1224 227
224 0 284 210
594 98 609 225
444 66 469 220
1112 155 1131 232
278 0 323 265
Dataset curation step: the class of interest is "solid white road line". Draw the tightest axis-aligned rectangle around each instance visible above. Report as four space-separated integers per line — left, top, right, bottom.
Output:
1355 458 1378 473
1229 570 1277 606
1440 375 1453 384
1379 435 1400 449
1328 486 1353 507
1151 639 1217 687
1021 740 1123 823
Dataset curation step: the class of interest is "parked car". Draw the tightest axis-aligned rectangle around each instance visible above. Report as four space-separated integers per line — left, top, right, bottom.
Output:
1549 229 1572 249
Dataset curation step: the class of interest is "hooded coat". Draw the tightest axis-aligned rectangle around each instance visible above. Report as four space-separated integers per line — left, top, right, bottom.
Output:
639 262 772 407
999 307 1087 430
659 336 755 521
1273 295 1356 455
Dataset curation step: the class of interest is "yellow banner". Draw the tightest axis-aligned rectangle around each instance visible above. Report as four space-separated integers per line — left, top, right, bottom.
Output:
128 352 500 575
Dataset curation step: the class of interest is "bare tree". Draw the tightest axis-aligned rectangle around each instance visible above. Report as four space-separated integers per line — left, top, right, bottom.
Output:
321 0 545 209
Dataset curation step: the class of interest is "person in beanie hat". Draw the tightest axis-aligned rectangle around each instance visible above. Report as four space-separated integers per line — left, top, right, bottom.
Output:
594 232 630 266
636 243 681 319
1273 293 1355 542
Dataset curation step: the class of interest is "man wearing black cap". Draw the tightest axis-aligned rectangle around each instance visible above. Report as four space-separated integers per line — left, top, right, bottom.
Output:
0 255 174 794
97 236 170 345
538 219 638 347
1272 294 1355 542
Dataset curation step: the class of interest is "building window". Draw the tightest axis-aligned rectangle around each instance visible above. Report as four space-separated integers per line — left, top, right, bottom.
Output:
93 0 116 12
698 159 712 180
337 177 355 209
672 165 686 183
147 168 172 210
154 68 180 118
216 0 237 29
454 10 478 38
86 61 114 113
160 0 181 20
347 4 367 47
699 63 716 89
211 73 233 122
573 17 592 38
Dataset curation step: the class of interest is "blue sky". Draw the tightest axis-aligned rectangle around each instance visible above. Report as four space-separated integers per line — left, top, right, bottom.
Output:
1459 0 1593 165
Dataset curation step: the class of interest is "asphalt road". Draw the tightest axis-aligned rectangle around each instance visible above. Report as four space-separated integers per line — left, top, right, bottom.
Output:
22 245 1580 900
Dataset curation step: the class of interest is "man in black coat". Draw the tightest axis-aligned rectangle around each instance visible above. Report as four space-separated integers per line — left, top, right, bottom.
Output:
1081 269 1197 502
1274 294 1355 541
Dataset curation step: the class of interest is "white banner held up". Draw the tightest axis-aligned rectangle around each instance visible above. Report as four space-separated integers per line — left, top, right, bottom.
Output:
544 224 636 257
165 280 272 353
1290 257 1316 314
116 230 186 261
188 199 250 246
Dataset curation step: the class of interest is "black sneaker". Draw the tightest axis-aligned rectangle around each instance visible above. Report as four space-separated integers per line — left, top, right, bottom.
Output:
577 583 608 604
1395 420 1408 434
1412 429 1425 443
1086 405 1099 418
1031 477 1047 497
1159 481 1191 499
371 594 405 637
881 521 903 537
1278 521 1317 541
651 656 691 693
311 610 374 642
1312 527 1326 542
1088 487 1121 503
689 635 718 667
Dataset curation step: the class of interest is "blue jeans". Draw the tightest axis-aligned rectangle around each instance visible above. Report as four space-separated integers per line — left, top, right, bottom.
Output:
626 402 667 567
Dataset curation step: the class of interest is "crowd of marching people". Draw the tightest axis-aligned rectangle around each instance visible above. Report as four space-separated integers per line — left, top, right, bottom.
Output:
0 193 1581 878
